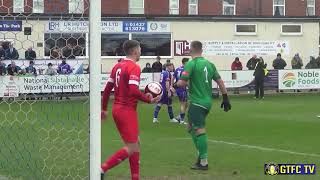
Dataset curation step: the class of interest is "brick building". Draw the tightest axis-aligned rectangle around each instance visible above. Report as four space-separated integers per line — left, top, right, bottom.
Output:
0 0 319 17
0 0 319 72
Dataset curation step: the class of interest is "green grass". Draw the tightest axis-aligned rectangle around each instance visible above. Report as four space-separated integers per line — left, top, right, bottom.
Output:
102 94 320 180
1 94 320 179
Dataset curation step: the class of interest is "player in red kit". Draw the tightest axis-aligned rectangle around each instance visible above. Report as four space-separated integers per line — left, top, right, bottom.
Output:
100 40 160 180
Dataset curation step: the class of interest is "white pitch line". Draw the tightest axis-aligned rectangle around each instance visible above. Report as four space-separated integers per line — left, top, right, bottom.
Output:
173 138 320 158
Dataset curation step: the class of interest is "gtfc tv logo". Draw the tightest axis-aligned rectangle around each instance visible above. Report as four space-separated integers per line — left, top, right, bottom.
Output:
265 163 316 175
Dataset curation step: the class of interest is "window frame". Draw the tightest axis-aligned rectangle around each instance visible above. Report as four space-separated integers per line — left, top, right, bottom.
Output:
43 33 88 59
13 0 24 13
101 32 173 59
273 0 286 16
223 0 236 15
188 0 198 15
33 0 44 13
169 0 179 15
68 0 84 14
306 0 315 16
234 24 257 36
281 24 303 36
129 0 145 14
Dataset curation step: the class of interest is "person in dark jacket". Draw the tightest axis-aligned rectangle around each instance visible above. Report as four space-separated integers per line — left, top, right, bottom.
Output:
142 63 153 73
63 43 76 59
0 45 5 60
5 44 19 60
316 55 320 68
305 56 319 69
152 56 163 72
25 61 37 75
253 58 267 99
273 53 287 69
291 53 303 69
7 61 21 75
25 47 36 60
0 59 6 75
246 55 259 70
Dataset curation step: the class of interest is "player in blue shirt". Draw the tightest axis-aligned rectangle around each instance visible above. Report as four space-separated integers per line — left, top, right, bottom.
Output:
173 58 189 124
153 63 178 123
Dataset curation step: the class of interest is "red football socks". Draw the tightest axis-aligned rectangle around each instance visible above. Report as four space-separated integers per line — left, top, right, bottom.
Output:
129 152 140 180
101 148 129 172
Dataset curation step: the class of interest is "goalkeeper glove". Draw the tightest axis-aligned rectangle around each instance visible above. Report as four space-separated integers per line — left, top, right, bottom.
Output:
220 94 231 112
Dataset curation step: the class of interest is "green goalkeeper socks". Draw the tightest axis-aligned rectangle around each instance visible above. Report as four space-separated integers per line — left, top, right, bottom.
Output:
190 128 198 151
196 134 208 160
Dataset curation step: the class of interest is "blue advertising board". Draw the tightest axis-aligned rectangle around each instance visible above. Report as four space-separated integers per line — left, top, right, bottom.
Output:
0 21 22 31
123 21 147 32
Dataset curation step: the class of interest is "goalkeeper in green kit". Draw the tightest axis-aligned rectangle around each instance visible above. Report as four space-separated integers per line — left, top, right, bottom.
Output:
174 41 231 170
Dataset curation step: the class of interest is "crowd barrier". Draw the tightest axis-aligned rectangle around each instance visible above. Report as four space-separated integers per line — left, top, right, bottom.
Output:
0 69 319 97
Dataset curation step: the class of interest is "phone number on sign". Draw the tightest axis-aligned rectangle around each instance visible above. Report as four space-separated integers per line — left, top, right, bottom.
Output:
124 26 146 31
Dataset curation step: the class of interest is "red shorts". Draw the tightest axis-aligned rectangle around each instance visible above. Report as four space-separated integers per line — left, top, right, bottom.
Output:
112 105 139 143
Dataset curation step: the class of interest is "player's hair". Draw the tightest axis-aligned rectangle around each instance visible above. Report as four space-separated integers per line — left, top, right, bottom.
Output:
191 41 203 53
165 62 173 67
182 58 189 65
123 40 140 55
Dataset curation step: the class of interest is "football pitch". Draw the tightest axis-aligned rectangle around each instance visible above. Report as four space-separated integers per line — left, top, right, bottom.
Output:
0 94 320 180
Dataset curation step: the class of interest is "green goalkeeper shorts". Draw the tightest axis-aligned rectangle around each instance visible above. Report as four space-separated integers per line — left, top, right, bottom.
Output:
188 103 209 129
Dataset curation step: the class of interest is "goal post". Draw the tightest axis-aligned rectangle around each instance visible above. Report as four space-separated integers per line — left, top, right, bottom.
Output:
89 0 102 178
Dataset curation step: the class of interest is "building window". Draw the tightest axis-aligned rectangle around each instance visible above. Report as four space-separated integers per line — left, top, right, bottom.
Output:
223 0 236 15
307 0 315 16
69 0 84 14
273 0 285 16
101 34 129 56
235 24 257 36
169 0 179 15
188 0 198 15
13 0 24 13
129 0 144 14
132 34 171 56
33 0 44 13
281 24 303 36
44 33 87 58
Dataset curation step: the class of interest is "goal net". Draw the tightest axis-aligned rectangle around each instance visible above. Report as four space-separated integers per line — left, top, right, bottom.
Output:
0 0 100 179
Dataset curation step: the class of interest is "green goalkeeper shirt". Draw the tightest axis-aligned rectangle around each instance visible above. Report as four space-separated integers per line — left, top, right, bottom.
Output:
180 57 221 110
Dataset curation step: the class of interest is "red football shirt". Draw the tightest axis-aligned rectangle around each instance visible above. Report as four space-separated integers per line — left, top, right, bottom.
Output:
108 59 141 109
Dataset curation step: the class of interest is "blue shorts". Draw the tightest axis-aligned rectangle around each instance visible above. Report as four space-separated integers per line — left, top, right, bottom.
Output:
160 92 172 105
176 90 188 102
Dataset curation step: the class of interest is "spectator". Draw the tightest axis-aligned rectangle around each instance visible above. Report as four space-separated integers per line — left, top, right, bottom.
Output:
152 56 162 72
231 57 243 70
305 56 319 69
5 44 19 60
50 47 62 59
273 53 287 69
231 57 243 94
7 61 21 75
117 58 124 63
25 47 36 60
291 53 303 69
58 60 72 74
0 59 6 75
45 63 57 75
253 58 267 99
142 63 153 73
0 45 5 60
246 54 259 70
163 59 171 70
25 61 37 75
63 43 75 59
316 55 320 67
